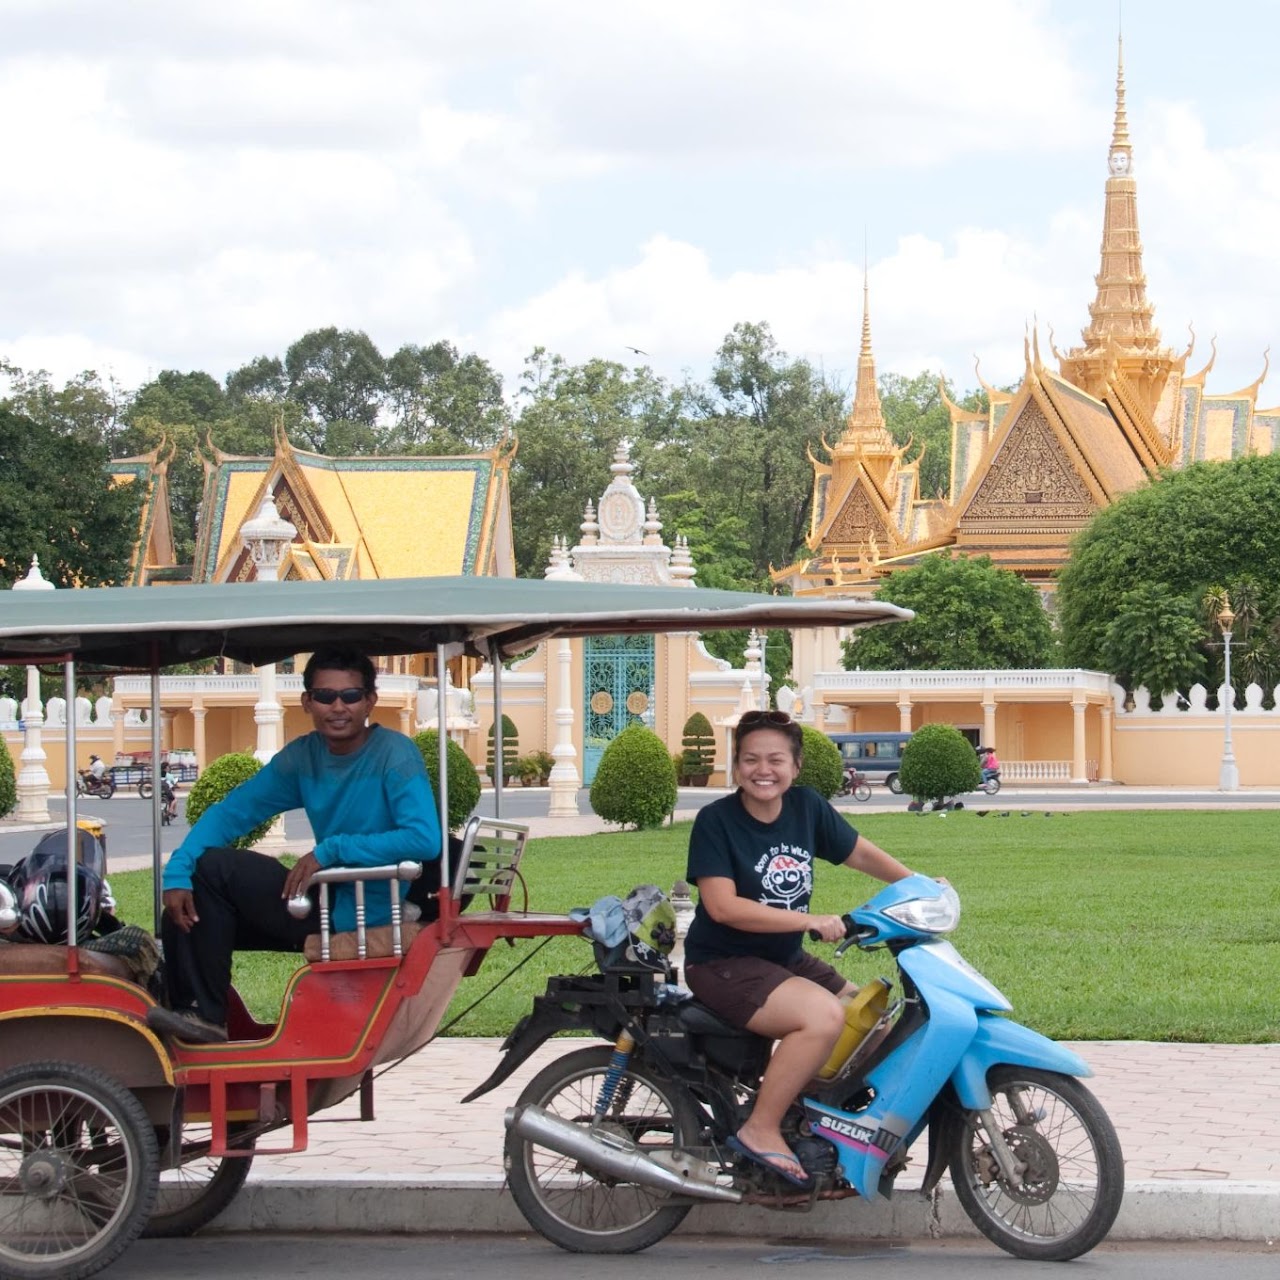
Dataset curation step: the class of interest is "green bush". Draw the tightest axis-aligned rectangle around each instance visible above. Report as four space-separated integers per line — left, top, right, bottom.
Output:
412 730 481 830
486 715 519 782
680 711 716 777
795 725 843 799
529 749 555 782
898 723 981 804
589 723 678 830
0 735 16 818
515 753 541 785
184 753 277 847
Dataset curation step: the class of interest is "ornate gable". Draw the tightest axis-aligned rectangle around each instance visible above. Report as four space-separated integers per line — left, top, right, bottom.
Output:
958 402 1096 532
823 481 893 549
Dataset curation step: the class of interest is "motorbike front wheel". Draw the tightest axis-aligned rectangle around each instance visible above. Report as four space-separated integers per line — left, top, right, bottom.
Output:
948 1066 1123 1262
505 1045 700 1254
981 778 1001 795
853 781 872 802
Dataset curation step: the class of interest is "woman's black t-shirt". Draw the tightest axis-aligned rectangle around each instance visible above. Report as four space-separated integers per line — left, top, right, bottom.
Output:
684 786 857 966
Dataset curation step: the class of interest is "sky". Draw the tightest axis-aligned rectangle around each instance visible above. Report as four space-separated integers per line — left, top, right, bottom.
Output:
3 0 1279 409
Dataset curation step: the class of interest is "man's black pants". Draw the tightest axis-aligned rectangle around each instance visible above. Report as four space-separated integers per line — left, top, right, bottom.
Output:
161 847 320 1025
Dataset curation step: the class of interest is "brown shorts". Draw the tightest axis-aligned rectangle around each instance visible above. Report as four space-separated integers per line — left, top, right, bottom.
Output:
684 952 848 1029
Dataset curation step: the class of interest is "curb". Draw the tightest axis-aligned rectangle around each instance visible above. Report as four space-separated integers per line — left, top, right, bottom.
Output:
208 1178 1280 1243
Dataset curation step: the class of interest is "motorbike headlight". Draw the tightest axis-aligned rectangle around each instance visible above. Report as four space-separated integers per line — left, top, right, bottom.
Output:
883 884 960 934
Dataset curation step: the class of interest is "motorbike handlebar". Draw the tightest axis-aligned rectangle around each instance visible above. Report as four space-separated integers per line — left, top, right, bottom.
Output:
807 916 862 944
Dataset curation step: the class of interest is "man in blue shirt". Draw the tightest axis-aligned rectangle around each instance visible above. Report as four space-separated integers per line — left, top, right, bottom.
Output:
147 647 441 1044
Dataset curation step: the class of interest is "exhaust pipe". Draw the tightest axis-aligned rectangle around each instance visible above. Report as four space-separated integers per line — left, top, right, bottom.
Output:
506 1105 742 1204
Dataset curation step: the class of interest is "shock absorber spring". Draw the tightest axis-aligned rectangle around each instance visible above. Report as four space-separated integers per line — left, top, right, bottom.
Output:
594 1029 637 1118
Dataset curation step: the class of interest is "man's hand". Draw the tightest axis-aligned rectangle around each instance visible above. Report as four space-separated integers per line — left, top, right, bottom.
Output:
163 888 199 933
281 851 321 902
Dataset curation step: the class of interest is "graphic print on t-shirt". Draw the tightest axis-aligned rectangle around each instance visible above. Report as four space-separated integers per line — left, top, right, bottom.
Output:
757 846 812 909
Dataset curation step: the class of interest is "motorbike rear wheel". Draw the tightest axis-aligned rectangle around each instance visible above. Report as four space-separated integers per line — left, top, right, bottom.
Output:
981 777 1001 795
505 1045 700 1254
948 1066 1123 1261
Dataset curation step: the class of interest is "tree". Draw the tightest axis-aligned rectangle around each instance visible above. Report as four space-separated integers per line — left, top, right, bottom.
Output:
283 327 387 451
688 322 845 577
0 408 143 588
878 371 1000 500
0 361 125 449
412 730 481 830
1100 583 1207 696
842 553 1054 671
184 754 277 847
0 735 15 818
589 723 678 829
680 712 715 781
1057 456 1280 695
509 350 691 577
898 723 981 806
384 341 510 452
795 726 843 799
486 714 519 782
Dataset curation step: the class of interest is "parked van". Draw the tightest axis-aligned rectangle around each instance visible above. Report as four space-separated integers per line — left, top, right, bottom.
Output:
827 732 913 793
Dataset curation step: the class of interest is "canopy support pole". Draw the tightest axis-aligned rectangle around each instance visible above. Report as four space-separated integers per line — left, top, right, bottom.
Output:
150 643 164 936
64 660 78 951
490 640 504 819
435 644 450 894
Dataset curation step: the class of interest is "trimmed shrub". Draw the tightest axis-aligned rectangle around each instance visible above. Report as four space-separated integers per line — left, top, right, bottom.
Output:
412 730 482 830
515 753 541 785
184 753 276 848
898 723 981 805
589 723 678 830
795 725 843 799
680 711 716 778
486 715 519 782
0 735 16 818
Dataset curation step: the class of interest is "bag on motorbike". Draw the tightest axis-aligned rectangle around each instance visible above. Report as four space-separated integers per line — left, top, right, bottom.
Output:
576 884 677 975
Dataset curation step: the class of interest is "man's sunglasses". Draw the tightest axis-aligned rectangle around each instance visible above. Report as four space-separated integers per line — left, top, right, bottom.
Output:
306 687 370 705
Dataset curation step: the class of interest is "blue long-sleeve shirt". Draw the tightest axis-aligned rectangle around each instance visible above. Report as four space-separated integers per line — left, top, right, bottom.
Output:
163 725 441 933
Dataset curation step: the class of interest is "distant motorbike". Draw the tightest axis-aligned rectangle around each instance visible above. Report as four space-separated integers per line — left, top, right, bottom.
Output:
980 769 1001 796
137 775 180 823
838 767 872 802
76 770 116 800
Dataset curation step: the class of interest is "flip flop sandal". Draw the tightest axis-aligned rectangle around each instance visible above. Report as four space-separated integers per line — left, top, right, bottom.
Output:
726 1133 811 1188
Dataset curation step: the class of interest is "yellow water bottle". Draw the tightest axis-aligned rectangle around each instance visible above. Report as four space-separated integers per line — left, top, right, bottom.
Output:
818 978 891 1080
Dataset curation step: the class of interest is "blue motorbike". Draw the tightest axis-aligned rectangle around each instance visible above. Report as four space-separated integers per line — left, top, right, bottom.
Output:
474 875 1123 1260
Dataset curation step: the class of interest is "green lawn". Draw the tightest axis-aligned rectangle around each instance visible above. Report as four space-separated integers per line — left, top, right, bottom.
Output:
109 809 1280 1043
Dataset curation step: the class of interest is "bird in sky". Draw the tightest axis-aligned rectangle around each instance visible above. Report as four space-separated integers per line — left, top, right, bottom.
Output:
625 346 649 356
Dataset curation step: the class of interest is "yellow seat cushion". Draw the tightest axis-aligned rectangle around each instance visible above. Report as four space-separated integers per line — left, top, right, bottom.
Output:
303 921 423 963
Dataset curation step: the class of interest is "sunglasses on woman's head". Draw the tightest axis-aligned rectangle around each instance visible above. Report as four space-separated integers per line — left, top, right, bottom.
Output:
307 687 369 705
737 709 793 728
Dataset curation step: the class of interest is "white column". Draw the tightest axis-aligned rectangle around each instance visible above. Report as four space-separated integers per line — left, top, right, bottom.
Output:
1218 609 1239 791
1070 699 1088 785
16 665 50 823
547 638 581 817
1098 703 1114 784
241 497 296 849
13 557 54 822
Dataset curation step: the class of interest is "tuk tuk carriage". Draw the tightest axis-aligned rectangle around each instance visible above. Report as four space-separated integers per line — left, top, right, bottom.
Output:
0 575 906 1279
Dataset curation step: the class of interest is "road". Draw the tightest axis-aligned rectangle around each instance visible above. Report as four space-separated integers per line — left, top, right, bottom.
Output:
101 1235 1280 1280
3 781 1278 869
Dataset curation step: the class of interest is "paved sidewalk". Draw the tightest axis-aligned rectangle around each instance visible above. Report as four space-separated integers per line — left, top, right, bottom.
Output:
210 1035 1280 1241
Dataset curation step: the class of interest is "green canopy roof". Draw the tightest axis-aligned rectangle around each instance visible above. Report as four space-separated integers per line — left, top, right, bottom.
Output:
0 576 910 670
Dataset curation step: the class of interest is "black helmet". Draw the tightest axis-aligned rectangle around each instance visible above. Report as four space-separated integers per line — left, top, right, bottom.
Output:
10 830 106 944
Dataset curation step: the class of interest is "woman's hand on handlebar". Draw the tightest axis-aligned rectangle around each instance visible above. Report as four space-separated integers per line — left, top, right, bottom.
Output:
805 913 849 943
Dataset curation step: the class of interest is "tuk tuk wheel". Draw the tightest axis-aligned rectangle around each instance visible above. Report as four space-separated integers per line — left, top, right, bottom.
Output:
0 1060 158 1280
143 1123 255 1238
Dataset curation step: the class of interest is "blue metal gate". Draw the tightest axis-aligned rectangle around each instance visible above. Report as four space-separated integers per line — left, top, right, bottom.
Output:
583 633 656 783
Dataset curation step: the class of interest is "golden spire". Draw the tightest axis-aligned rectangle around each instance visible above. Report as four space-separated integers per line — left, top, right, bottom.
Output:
840 264 894 452
1059 34 1177 403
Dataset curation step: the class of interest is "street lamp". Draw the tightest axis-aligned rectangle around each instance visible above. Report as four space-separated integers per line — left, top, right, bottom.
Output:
241 497 297 847
1217 601 1239 792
